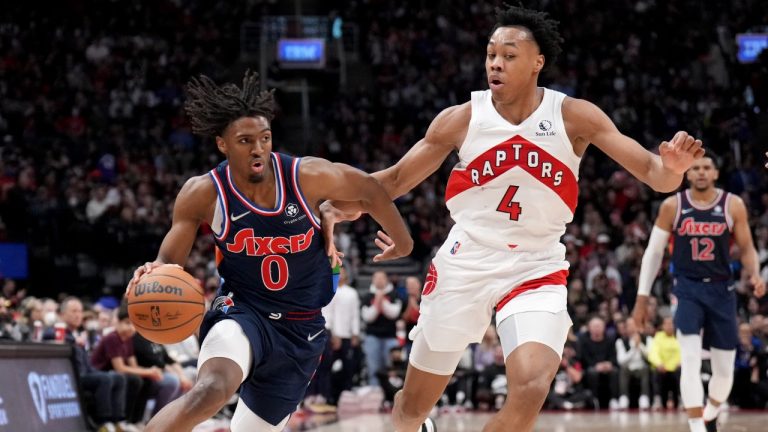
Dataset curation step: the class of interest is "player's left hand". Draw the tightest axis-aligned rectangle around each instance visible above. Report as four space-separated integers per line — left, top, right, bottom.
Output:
750 273 766 298
659 131 705 174
764 151 768 169
372 230 410 262
319 201 349 269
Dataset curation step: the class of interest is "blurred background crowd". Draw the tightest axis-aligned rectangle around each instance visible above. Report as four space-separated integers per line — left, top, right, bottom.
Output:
1 0 768 429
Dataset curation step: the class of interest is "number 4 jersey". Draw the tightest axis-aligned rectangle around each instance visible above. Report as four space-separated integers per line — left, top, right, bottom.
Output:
207 153 335 314
445 88 580 251
671 189 733 281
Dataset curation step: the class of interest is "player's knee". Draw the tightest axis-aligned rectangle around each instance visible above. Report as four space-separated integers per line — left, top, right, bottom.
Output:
508 369 553 402
394 389 432 420
186 376 235 413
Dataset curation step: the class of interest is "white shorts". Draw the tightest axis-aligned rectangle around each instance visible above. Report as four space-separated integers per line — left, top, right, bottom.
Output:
409 226 569 352
409 310 572 375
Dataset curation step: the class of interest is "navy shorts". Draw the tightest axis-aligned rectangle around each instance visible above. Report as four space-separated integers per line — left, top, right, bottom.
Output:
199 304 327 425
673 276 737 350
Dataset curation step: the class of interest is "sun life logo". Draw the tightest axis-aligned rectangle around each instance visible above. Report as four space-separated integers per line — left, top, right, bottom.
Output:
536 120 555 136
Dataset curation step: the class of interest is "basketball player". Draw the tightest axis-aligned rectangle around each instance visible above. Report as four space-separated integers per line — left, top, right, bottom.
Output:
126 71 413 432
632 156 765 432
323 5 705 432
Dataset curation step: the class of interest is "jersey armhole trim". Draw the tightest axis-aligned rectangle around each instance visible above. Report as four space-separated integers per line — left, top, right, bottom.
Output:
290 158 322 230
672 192 682 230
209 169 230 241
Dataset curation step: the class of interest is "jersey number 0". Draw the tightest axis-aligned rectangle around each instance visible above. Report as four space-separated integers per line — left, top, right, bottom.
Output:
262 255 289 290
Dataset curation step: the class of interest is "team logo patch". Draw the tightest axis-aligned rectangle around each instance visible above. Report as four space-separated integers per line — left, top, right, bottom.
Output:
212 294 235 314
285 203 300 217
422 262 438 296
450 241 461 255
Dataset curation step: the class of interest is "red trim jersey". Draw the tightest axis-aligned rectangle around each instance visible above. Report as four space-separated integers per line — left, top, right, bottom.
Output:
445 88 580 251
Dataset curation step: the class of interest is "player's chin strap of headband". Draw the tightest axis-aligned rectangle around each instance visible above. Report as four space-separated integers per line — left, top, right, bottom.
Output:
637 225 671 296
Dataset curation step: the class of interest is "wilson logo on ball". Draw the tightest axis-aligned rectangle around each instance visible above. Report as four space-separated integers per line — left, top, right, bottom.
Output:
135 281 183 297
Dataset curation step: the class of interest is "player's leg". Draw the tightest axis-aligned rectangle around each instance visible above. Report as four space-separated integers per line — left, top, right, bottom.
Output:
482 310 570 432
674 292 707 431
391 330 463 432
229 398 289 432
145 319 252 432
701 287 738 430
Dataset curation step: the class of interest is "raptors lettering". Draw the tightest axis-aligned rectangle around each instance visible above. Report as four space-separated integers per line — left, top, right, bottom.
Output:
469 141 565 186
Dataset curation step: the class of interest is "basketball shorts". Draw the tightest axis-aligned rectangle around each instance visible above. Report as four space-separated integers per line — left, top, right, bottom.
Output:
673 276 737 350
198 301 327 426
409 226 570 353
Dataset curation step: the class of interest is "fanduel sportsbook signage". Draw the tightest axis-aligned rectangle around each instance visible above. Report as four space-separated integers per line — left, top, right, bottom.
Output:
0 342 86 432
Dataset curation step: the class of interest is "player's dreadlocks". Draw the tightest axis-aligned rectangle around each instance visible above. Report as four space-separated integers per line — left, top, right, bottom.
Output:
493 4 563 71
184 70 276 137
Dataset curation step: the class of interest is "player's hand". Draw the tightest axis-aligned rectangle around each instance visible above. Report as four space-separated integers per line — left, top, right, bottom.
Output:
631 295 649 331
320 201 360 269
765 151 768 169
659 131 705 174
750 273 766 298
372 230 411 262
125 261 176 298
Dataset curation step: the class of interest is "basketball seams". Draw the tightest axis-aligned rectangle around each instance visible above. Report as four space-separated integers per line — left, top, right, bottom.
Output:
131 313 204 333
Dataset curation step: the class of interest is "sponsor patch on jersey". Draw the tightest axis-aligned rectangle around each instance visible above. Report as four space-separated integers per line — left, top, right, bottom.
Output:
285 203 300 218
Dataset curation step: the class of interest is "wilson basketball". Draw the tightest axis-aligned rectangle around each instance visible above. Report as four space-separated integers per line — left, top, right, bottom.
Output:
127 264 205 344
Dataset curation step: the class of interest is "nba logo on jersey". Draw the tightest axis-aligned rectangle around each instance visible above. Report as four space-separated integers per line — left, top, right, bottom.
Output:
450 241 461 255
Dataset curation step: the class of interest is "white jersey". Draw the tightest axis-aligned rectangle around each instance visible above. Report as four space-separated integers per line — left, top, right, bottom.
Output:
445 88 581 252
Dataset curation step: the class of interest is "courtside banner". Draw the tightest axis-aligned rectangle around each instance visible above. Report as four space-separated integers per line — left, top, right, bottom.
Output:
0 343 87 432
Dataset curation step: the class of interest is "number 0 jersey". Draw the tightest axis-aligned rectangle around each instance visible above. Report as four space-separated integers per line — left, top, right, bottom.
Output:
445 88 581 251
208 153 334 314
671 189 733 281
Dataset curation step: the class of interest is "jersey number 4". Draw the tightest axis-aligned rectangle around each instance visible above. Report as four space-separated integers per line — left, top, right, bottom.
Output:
497 186 522 221
690 238 715 261
262 255 289 290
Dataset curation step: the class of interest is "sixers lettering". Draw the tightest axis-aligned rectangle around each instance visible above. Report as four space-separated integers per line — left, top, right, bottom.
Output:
324 6 704 431
128 71 413 432
634 156 765 432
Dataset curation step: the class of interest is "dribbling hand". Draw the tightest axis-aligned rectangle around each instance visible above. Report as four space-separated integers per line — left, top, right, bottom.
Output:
659 131 705 174
125 261 178 298
631 296 649 331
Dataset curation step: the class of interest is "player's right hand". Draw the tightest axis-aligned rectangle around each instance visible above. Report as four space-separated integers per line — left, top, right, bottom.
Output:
631 295 649 331
125 261 174 298
372 230 413 262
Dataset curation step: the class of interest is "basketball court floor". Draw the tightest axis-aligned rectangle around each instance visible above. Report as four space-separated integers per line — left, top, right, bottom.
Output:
299 411 765 431
193 410 765 431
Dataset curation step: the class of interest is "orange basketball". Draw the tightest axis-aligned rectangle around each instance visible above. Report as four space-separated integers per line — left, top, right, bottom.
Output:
127 264 205 344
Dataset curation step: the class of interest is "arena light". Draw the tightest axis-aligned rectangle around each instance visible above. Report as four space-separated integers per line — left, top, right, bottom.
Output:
736 33 768 63
277 38 326 69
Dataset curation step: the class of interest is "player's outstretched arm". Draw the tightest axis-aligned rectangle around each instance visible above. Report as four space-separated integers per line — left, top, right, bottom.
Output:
300 158 413 262
125 175 215 295
632 196 676 329
729 195 766 298
564 98 704 192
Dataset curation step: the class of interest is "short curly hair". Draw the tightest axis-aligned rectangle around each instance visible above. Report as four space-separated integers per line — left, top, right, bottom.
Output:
491 4 563 71
184 70 276 137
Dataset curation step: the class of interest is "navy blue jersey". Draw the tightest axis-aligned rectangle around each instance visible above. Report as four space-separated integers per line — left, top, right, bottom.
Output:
671 189 733 281
207 152 334 313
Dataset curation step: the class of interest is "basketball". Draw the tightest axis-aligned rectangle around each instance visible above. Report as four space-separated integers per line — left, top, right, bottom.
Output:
126 264 205 344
